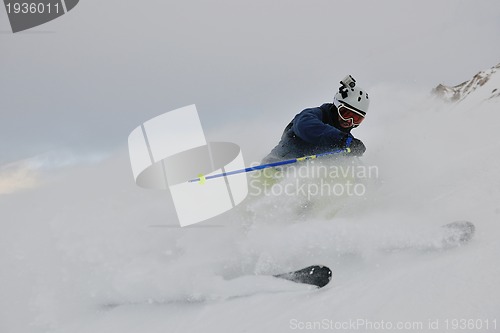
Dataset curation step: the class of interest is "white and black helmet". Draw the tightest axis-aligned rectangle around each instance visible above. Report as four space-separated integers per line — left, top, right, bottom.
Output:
333 75 370 114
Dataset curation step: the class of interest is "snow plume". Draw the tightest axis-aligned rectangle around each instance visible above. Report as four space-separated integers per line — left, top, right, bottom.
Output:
2 69 500 333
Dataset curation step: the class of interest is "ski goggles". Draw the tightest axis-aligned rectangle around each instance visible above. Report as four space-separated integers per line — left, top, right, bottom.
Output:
337 103 366 127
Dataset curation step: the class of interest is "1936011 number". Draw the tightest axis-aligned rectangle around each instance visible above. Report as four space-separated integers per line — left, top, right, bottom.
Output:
445 318 497 330
6 2 61 14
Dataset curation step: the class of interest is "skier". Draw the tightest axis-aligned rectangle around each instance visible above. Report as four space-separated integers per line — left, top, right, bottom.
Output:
262 75 369 164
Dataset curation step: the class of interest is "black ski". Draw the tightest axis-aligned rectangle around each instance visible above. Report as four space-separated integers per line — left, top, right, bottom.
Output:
273 265 332 288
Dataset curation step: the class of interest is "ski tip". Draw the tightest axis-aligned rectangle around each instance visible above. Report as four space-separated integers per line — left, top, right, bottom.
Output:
273 265 333 288
314 265 333 288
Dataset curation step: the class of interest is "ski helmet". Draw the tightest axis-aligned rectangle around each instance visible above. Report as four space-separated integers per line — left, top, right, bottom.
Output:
333 75 370 114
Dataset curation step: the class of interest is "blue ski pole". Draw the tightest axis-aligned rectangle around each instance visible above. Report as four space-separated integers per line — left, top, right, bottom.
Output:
189 146 351 184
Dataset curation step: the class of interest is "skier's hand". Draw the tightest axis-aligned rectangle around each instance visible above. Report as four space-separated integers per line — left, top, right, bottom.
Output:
348 138 366 157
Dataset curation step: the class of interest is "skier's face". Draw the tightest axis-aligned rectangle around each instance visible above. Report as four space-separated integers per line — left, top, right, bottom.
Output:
338 115 356 128
337 103 365 129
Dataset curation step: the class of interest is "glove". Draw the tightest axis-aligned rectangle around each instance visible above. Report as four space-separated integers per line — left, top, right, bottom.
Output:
347 137 366 157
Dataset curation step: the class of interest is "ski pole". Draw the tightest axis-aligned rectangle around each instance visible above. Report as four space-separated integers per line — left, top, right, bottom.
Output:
189 146 351 184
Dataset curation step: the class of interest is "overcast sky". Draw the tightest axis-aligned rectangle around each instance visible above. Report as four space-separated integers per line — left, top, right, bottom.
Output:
1 0 500 164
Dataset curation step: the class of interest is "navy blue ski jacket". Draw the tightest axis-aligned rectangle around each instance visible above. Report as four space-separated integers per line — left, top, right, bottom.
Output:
261 103 364 163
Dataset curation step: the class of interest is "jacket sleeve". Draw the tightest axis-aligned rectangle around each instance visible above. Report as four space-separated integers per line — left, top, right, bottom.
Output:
292 108 348 145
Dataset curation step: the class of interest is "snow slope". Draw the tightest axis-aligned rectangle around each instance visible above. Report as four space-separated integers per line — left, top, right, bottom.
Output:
1 66 500 333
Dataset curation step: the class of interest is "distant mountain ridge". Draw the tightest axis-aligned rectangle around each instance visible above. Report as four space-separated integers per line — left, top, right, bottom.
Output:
433 62 500 103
